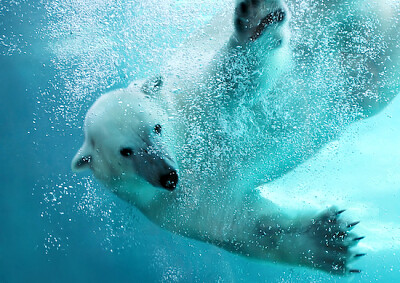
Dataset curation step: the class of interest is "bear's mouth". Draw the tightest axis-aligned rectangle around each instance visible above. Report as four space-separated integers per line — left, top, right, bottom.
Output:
159 170 178 191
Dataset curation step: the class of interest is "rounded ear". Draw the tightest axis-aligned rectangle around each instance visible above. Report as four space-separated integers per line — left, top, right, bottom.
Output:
141 76 163 96
71 146 92 172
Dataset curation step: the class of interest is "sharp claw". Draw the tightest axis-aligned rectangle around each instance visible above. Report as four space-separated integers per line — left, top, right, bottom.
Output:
349 269 362 273
347 221 360 229
336 209 346 215
353 236 365 241
354 253 367 258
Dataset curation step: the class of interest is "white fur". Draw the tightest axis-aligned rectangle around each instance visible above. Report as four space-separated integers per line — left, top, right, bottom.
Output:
72 0 400 274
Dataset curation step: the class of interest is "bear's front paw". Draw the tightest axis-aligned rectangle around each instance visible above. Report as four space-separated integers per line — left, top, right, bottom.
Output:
234 0 286 42
300 207 365 275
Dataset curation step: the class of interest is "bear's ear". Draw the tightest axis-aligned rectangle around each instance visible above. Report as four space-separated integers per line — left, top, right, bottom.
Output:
71 146 92 172
141 76 163 96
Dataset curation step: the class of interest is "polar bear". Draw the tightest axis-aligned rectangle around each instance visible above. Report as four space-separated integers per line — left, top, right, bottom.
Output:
72 0 399 275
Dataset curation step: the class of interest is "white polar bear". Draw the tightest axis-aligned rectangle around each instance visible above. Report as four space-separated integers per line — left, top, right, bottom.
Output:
72 0 399 275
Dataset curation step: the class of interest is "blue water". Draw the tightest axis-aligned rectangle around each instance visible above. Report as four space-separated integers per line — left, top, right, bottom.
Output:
1 0 399 282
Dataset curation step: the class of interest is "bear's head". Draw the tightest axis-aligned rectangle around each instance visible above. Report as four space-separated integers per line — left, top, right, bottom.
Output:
71 77 179 193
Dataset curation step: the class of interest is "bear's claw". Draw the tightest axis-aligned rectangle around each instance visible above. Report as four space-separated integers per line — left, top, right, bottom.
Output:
347 221 360 229
336 209 346 215
353 236 365 242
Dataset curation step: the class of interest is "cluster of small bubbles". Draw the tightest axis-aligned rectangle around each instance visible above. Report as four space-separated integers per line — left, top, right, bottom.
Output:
39 0 230 127
43 233 66 255
74 176 103 214
0 1 35 56
43 233 69 255
151 247 186 283
161 267 184 283
35 173 77 255
39 176 75 223
73 176 139 254
36 173 139 255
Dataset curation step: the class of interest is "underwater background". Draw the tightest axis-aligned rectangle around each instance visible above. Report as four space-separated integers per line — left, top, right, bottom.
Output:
1 0 399 282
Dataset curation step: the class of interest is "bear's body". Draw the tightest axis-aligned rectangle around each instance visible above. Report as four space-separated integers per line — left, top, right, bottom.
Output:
72 0 399 274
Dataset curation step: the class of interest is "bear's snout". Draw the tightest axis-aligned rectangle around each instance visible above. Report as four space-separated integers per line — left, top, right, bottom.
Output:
159 170 178 191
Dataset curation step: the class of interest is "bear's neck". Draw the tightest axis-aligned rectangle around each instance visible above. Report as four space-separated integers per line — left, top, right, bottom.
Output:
113 181 176 226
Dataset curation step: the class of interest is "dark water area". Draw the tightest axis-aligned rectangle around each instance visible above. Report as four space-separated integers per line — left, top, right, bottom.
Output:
1 0 399 282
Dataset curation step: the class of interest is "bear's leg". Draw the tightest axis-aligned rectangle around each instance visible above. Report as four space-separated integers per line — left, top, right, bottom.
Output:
207 0 291 106
256 207 364 274
233 0 288 43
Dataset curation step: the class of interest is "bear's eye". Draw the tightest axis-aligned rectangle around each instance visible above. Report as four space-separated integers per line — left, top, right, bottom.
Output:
154 124 162 135
120 147 134 157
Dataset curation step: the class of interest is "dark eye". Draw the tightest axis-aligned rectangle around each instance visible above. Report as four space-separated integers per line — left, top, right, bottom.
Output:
154 124 162 135
120 147 134 157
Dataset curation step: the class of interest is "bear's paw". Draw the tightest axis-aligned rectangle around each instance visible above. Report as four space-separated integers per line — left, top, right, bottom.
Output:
298 207 365 275
234 0 286 42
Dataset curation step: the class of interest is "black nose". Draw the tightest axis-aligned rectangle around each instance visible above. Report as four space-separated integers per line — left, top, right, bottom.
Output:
159 170 178 191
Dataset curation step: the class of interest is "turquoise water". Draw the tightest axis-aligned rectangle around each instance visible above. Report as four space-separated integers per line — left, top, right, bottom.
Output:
1 0 399 282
